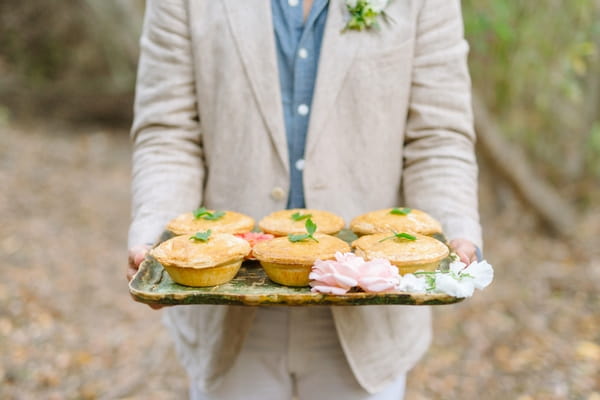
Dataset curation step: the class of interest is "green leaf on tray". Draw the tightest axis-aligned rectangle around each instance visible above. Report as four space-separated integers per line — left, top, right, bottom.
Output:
193 207 210 219
390 207 412 216
202 210 225 221
288 233 311 242
288 219 319 243
190 229 212 242
306 218 317 235
193 207 226 221
290 211 313 221
379 231 417 242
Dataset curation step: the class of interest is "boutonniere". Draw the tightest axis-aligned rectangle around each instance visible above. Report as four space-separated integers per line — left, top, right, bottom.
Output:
343 0 391 32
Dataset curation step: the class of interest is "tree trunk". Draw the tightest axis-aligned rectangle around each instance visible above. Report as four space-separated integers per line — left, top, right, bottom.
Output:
473 94 578 238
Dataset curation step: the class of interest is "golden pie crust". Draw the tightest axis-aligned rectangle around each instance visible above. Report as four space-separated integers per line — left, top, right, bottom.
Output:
350 208 442 236
252 233 351 286
352 233 449 275
150 233 251 286
167 210 255 235
258 209 345 236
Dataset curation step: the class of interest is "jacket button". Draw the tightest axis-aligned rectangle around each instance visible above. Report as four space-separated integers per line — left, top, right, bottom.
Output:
270 187 286 201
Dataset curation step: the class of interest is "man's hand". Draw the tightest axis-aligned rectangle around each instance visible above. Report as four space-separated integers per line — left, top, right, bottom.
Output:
127 245 164 310
127 245 151 282
448 238 478 265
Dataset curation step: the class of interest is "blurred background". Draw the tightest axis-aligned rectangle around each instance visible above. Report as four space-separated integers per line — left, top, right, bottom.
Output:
0 1 599 399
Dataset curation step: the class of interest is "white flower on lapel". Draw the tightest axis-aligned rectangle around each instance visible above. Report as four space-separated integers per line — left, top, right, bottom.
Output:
343 0 390 32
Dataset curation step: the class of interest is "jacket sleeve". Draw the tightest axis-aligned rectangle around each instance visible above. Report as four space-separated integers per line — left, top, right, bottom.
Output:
128 0 204 248
402 0 482 249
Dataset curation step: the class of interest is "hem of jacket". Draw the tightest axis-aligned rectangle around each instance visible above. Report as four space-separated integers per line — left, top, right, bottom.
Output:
161 306 258 393
330 306 433 394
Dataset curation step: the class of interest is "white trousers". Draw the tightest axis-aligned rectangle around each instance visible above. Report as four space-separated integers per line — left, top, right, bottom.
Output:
190 307 406 400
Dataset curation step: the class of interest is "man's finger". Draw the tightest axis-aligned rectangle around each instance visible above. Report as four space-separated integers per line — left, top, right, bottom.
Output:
133 251 147 267
449 239 477 265
126 266 138 282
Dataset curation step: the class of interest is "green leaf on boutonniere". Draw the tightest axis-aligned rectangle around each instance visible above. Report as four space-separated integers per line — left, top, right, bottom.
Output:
291 212 313 222
190 229 212 242
288 219 319 243
390 207 412 216
343 0 386 32
379 231 417 242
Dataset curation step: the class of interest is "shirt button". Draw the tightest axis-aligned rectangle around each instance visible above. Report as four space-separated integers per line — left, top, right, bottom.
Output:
297 104 309 116
270 187 286 201
295 159 305 171
288 0 299 6
298 48 308 59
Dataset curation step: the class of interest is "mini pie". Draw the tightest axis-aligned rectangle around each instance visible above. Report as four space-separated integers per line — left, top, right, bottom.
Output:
350 208 442 236
352 233 449 275
150 233 251 287
167 210 255 235
258 209 345 236
252 233 351 287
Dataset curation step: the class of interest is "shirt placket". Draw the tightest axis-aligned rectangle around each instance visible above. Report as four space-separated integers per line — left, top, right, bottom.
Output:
288 0 327 208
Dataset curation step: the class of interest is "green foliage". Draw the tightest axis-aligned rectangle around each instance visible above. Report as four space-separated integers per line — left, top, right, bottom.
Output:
463 1 600 194
587 122 600 176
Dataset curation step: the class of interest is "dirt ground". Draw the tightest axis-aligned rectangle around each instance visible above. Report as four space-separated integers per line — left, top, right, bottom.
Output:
0 123 599 400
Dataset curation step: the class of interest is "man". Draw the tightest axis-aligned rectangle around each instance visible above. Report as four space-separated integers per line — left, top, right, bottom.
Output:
127 1 481 399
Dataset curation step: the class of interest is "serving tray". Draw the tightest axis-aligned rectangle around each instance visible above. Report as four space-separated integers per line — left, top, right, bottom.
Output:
129 258 463 307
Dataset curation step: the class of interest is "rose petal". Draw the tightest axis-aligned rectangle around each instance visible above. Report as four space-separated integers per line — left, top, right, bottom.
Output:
449 260 467 274
396 274 427 293
462 260 494 289
310 284 350 295
358 276 398 293
435 274 474 298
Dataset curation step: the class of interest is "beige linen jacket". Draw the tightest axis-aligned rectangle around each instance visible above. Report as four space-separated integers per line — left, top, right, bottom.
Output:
129 0 481 394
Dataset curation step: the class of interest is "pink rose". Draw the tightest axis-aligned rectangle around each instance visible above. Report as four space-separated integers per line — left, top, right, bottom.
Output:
309 253 401 294
309 252 362 294
356 258 401 293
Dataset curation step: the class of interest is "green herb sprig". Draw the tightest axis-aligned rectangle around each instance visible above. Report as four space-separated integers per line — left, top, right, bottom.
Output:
288 219 319 243
390 207 412 216
414 270 475 292
190 229 212 242
290 211 313 222
193 207 226 221
202 210 225 221
378 231 417 242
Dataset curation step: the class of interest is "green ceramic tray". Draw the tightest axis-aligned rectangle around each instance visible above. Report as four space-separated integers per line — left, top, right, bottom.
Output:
129 229 463 306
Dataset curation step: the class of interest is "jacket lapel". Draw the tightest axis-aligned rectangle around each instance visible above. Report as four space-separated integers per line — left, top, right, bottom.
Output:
223 0 289 173
306 1 363 157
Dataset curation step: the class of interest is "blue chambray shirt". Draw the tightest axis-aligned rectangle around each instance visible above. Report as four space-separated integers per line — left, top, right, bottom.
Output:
271 0 329 209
